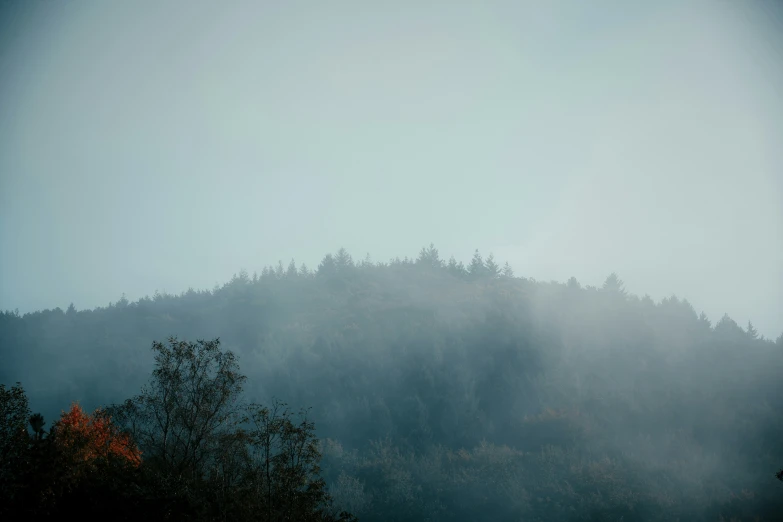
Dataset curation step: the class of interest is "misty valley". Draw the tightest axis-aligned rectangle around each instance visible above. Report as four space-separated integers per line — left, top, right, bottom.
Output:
1 246 782 521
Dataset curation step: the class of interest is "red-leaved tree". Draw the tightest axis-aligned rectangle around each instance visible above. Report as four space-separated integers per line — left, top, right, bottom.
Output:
52 403 142 474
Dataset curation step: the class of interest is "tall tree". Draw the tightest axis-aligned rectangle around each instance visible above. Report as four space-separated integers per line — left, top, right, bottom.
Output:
447 256 466 278
334 248 354 272
746 321 758 339
468 250 485 279
108 337 353 521
484 254 500 278
287 259 299 278
0 383 31 510
602 272 626 296
317 254 337 277
417 243 443 270
111 338 247 482
698 311 712 329
244 400 354 522
500 262 514 278
52 403 142 470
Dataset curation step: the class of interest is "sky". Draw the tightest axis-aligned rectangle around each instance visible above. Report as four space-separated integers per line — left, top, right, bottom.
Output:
1 0 781 337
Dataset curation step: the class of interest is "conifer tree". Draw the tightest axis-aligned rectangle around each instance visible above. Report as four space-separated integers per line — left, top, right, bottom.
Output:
484 253 500 277
501 262 514 278
287 259 298 278
468 250 485 279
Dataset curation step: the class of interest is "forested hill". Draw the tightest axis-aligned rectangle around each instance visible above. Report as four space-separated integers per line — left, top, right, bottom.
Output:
2 245 783 521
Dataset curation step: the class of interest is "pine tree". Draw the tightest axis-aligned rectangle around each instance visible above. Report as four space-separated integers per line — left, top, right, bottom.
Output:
417 243 442 270
602 273 626 296
485 253 500 278
286 259 298 278
698 311 712 329
237 269 250 284
468 250 485 279
334 248 354 271
427 243 442 268
446 256 465 278
746 321 758 339
417 246 429 264
501 262 514 278
29 413 46 441
317 254 337 276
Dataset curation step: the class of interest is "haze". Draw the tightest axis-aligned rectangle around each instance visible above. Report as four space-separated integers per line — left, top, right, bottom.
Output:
1 0 781 337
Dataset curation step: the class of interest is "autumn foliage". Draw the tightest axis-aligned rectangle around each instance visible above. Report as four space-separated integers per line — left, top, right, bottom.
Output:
52 403 142 473
0 392 145 521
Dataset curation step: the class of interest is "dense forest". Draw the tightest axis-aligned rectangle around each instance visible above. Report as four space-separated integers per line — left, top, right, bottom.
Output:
2 245 782 521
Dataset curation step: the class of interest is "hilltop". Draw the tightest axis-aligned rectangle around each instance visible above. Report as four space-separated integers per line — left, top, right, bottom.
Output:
2 245 782 521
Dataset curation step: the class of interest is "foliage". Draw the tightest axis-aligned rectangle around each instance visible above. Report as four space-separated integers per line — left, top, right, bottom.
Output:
52 403 142 474
107 337 353 521
111 337 246 482
2 244 783 521
0 387 144 521
0 382 31 509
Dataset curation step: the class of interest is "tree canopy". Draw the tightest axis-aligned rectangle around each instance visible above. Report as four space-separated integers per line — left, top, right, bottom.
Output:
2 244 782 521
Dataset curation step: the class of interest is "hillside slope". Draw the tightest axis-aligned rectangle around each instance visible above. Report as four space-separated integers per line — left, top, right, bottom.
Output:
2 247 782 521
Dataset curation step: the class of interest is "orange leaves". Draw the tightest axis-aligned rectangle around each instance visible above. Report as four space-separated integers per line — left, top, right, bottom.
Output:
53 403 141 472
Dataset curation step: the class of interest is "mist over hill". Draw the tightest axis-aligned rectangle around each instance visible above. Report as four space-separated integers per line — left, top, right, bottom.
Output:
2 246 782 521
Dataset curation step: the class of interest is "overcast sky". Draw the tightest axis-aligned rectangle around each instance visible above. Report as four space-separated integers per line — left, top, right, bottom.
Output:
1 0 781 337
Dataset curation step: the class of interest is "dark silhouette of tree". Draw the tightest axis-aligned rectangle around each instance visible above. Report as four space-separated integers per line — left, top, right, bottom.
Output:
1 383 31 511
29 413 46 440
3 245 783 522
241 400 354 522
107 337 354 521
1 385 145 521
111 338 247 482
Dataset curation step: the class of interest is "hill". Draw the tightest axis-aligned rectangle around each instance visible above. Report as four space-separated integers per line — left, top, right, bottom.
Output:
2 245 782 521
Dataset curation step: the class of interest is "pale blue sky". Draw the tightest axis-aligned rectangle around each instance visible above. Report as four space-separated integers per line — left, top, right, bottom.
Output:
1 0 781 337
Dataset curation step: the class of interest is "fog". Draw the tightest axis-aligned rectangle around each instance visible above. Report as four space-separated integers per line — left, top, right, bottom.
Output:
1 0 781 338
1 4 783 518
